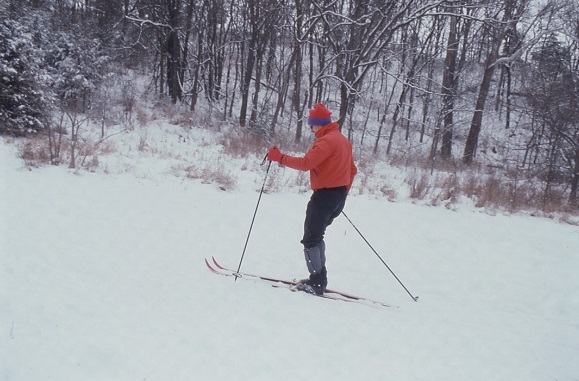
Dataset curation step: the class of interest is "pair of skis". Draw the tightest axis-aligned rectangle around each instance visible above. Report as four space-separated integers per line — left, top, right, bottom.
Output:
205 257 397 309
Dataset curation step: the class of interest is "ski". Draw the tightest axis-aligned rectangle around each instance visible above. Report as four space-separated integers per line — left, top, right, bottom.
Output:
205 258 380 306
206 257 397 308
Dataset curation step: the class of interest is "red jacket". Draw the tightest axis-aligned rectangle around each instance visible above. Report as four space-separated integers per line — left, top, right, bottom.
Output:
281 123 357 191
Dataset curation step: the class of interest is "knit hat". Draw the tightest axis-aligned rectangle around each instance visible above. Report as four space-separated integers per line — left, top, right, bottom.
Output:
307 103 332 126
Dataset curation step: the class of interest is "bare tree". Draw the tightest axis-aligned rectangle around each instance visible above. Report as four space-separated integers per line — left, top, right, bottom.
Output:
463 0 528 164
304 0 447 130
522 33 579 205
436 4 460 160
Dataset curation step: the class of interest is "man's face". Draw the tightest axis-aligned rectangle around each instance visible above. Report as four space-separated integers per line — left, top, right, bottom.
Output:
310 125 322 133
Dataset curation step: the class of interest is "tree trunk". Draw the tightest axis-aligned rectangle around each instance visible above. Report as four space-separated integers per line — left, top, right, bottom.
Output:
292 38 303 143
249 43 265 130
463 0 520 164
166 0 182 103
271 47 296 135
463 36 501 164
440 11 459 160
239 0 258 128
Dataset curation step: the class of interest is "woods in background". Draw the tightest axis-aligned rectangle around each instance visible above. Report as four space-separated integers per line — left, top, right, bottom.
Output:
1 0 577 207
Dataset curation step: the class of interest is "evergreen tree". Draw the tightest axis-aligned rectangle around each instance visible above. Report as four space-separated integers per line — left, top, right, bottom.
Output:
0 19 44 136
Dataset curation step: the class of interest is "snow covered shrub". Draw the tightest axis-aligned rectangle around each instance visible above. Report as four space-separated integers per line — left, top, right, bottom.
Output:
18 134 53 167
120 78 137 120
474 175 505 208
379 184 398 202
408 170 432 200
432 174 460 207
175 162 237 191
221 129 270 159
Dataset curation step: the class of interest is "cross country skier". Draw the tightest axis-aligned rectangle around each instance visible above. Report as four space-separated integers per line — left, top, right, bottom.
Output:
267 103 357 295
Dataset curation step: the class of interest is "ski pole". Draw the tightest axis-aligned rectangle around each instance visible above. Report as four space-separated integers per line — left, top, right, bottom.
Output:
235 153 272 280
341 211 419 302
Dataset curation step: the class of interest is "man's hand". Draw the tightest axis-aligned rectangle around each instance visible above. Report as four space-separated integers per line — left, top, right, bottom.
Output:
267 145 284 164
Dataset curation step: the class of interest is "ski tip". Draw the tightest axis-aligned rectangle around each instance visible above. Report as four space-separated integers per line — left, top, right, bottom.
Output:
204 257 219 273
211 256 227 270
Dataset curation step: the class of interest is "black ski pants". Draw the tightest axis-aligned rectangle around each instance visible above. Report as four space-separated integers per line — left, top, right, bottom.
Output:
301 186 348 249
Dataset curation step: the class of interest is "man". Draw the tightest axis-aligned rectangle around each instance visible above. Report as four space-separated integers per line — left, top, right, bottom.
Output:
267 103 357 295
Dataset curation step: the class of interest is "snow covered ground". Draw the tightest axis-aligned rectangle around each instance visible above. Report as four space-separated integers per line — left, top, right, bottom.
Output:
1 129 579 381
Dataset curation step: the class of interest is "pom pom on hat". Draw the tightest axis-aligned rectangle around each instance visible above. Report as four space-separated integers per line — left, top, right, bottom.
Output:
307 103 332 126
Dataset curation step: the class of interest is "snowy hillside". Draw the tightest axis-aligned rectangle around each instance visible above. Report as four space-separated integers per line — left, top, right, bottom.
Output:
1 128 579 380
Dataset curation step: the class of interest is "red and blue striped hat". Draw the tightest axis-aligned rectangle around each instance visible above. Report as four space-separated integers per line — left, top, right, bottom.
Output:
307 103 332 126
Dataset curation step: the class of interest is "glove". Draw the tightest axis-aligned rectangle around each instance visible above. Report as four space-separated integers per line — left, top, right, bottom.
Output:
267 145 284 164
